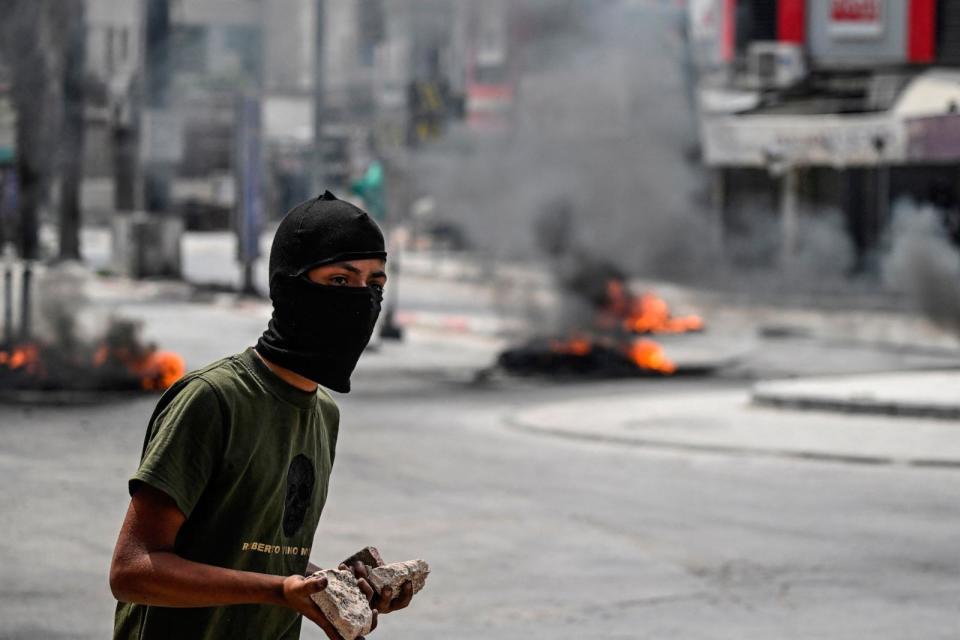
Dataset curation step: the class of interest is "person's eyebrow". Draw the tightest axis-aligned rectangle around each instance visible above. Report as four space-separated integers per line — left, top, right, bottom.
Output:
332 263 386 279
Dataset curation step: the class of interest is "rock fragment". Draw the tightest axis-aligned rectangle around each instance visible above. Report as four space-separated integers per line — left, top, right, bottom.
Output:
368 559 430 595
308 569 374 640
341 546 384 570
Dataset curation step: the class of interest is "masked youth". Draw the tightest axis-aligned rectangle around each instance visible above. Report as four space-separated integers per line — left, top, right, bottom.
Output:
109 192 414 640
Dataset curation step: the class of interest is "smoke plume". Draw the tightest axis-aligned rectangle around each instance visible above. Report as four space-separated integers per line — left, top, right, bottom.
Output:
884 200 960 337
409 1 714 281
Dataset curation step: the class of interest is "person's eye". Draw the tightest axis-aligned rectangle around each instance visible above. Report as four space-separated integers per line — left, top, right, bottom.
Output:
330 276 349 286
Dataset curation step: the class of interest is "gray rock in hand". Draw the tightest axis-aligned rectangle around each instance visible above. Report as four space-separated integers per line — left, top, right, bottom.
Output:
309 560 430 639
309 569 374 640
368 559 430 595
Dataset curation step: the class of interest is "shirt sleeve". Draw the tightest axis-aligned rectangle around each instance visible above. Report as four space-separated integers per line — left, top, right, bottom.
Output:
129 377 226 518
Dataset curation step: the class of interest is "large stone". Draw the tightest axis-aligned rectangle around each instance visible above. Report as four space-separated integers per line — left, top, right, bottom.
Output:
341 546 384 570
309 569 374 640
368 559 430 595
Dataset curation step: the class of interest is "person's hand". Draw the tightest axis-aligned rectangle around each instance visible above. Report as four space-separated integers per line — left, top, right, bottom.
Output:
281 573 379 640
339 562 415 615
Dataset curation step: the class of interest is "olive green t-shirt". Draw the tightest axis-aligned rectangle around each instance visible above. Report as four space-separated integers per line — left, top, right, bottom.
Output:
114 347 340 640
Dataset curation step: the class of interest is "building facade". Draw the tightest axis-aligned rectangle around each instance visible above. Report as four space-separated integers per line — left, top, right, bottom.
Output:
693 0 960 270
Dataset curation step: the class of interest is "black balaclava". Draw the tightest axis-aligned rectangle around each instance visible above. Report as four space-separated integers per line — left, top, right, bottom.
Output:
256 191 386 393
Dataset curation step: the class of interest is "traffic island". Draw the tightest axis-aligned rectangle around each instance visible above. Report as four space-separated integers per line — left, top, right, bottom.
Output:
751 370 960 420
508 384 960 468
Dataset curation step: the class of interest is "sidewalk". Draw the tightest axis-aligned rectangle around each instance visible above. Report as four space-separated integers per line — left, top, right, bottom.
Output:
752 370 960 420
507 374 960 468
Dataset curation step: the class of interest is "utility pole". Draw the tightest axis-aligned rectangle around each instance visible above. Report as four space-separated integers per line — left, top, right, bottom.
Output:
873 135 890 273
143 0 172 213
58 0 86 261
114 11 142 216
232 3 270 296
780 166 800 266
113 103 140 212
234 93 263 295
312 0 326 194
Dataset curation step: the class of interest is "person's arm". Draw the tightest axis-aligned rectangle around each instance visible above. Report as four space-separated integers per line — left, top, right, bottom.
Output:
110 485 361 640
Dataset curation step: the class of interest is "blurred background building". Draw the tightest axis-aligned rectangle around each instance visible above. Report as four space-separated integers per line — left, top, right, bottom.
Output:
2 0 960 285
691 0 960 272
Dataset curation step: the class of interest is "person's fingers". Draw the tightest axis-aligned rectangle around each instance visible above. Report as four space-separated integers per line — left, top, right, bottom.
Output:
394 580 414 609
338 563 348 571
372 585 393 613
306 576 328 593
358 577 375 603
353 560 370 580
370 608 379 632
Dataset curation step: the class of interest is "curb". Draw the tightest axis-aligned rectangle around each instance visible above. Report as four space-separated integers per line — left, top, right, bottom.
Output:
504 415 960 470
751 391 960 421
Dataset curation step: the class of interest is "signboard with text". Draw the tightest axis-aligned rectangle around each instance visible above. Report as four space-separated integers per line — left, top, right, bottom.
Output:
830 0 885 39
701 113 904 167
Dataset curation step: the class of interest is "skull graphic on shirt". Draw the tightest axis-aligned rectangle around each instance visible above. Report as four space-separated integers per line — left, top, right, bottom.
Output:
282 454 315 536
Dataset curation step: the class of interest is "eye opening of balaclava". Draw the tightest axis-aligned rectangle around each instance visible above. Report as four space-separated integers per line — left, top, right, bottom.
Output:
256 191 387 393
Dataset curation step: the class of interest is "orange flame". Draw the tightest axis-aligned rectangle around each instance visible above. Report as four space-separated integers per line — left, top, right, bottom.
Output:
137 351 186 391
0 344 42 376
628 338 676 374
548 334 677 375
625 293 703 335
2 342 184 391
602 282 703 335
97 344 186 390
529 280 695 377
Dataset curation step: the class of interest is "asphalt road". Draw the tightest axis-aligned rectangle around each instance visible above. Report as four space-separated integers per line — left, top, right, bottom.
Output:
319 370 959 640
0 325 957 639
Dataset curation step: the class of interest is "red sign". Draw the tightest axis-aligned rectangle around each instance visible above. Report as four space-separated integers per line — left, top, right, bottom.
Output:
830 0 883 38
831 0 881 22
